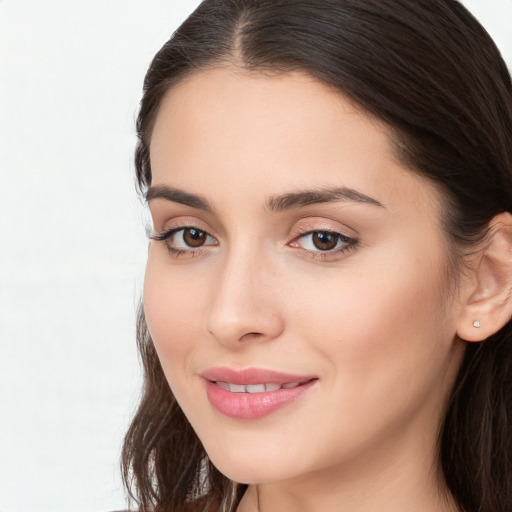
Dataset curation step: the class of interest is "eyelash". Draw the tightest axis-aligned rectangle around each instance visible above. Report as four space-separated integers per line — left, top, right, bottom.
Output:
290 230 358 260
151 226 358 259
151 227 218 257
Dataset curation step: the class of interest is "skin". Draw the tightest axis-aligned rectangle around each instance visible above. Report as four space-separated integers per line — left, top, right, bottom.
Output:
144 67 467 512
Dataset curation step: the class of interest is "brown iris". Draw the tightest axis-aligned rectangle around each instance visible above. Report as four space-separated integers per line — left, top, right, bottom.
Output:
312 231 339 251
183 228 207 247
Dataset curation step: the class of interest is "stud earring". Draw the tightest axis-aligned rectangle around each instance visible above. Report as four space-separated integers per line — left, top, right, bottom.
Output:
473 320 481 328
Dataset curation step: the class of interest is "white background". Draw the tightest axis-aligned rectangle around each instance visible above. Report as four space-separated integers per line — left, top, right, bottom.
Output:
0 1 511 511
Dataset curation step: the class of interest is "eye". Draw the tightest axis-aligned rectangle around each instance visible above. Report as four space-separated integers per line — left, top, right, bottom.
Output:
152 227 218 254
176 228 209 248
291 230 356 253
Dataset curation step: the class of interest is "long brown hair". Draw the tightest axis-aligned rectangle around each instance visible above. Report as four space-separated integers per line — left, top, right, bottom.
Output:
122 1 512 511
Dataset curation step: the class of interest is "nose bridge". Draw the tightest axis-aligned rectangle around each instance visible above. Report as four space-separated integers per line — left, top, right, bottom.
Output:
205 238 283 346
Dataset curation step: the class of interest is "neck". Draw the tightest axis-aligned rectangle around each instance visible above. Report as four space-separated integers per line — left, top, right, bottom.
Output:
236 421 458 512
238 468 457 512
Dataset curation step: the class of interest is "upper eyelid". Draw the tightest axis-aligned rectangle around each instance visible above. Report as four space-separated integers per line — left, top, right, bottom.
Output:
290 220 356 239
153 226 217 242
294 227 350 237
150 207 356 230
153 217 216 235
151 216 357 241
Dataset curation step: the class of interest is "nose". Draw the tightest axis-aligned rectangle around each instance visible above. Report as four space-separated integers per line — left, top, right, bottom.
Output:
205 248 284 348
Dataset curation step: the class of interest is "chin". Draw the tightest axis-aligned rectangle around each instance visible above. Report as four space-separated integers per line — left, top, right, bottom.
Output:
203 441 297 485
210 460 288 485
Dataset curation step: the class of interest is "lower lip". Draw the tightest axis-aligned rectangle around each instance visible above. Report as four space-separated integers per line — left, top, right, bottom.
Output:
204 379 317 420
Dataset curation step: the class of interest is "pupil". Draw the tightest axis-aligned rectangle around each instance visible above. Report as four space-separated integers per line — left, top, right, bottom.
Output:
312 232 337 251
184 228 206 247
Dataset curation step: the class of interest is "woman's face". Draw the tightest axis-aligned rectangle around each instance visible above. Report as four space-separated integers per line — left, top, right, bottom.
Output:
145 67 466 486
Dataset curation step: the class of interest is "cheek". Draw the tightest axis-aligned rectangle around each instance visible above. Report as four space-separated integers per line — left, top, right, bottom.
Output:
292 244 454 400
143 252 207 377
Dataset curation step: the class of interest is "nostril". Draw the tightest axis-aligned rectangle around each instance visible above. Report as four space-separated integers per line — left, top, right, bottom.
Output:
240 332 264 341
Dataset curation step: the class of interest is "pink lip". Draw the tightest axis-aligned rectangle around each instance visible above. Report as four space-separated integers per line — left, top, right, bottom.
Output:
201 367 318 420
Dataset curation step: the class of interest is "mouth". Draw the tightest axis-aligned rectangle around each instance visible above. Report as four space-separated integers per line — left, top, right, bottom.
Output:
201 367 318 419
213 380 308 393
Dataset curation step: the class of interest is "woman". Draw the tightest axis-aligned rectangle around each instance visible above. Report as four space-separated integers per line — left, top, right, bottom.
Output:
121 1 512 511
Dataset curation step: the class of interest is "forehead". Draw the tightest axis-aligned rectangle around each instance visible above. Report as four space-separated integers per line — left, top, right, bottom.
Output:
149 66 440 215
151 67 377 140
151 68 384 169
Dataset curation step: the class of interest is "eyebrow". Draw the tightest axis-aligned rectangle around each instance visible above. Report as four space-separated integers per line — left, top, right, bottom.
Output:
266 187 384 212
145 184 383 213
146 185 212 212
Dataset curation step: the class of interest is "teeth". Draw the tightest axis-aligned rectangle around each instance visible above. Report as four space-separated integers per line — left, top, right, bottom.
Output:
282 382 300 389
215 381 302 393
246 384 266 393
229 383 246 393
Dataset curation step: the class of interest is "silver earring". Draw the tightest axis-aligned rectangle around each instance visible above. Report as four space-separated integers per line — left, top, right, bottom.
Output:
473 320 481 328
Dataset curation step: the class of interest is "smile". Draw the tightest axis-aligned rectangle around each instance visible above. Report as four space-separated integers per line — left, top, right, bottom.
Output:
214 381 302 393
201 367 318 419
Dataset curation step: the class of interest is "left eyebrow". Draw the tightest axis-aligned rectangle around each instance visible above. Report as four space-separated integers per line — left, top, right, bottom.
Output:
266 187 384 212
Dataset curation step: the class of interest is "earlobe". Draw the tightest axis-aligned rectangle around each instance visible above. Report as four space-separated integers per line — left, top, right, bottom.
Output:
456 212 512 342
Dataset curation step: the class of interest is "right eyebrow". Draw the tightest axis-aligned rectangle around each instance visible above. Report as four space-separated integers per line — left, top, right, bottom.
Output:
145 185 213 212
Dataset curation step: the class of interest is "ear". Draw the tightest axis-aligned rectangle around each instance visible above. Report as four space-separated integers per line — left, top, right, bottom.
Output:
457 212 512 342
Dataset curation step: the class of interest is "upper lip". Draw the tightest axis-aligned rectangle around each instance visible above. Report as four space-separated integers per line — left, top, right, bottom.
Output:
201 366 317 385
